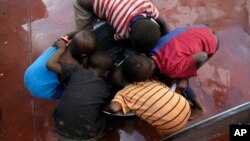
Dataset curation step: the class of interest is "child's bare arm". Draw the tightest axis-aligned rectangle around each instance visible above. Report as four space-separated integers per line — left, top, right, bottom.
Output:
193 52 208 68
106 101 122 114
46 39 67 74
155 14 170 35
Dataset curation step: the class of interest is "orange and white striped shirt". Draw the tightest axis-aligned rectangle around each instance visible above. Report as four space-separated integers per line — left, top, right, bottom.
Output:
93 0 159 40
112 80 191 135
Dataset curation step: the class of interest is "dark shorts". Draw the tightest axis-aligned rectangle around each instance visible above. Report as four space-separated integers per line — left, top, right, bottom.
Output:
182 81 197 101
57 121 107 141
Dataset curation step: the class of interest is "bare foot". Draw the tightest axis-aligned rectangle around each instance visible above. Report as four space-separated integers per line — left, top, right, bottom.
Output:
189 108 206 121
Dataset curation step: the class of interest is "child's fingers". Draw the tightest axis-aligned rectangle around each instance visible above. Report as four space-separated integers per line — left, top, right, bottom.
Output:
60 36 69 44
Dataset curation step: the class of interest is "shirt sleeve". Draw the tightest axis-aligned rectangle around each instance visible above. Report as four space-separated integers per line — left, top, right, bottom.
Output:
111 91 130 114
60 63 80 84
146 1 159 19
93 0 103 18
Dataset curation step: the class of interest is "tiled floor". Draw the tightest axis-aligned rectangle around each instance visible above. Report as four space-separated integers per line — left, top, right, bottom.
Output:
0 0 249 141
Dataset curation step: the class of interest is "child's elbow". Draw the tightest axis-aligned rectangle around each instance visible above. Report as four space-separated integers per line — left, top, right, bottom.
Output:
46 61 53 70
107 102 122 113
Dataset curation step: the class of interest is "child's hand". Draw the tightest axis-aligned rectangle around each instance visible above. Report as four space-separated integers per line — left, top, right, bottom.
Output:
53 39 67 49
177 79 188 93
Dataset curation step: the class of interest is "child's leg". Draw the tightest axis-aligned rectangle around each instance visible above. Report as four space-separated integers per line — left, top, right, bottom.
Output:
73 0 97 30
183 81 206 120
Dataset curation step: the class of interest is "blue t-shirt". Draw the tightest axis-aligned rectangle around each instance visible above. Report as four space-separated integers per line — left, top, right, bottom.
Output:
24 46 64 99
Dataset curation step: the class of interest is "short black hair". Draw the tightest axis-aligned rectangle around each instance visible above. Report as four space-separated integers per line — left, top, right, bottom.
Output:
130 19 161 54
122 55 154 82
107 67 128 90
87 50 113 72
71 29 97 59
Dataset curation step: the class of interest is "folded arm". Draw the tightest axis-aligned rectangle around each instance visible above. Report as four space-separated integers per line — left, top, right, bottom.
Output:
46 39 67 74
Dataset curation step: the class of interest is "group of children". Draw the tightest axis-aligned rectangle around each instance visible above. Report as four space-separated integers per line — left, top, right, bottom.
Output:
24 0 218 140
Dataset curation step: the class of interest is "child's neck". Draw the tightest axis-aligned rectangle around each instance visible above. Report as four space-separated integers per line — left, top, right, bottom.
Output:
60 46 80 66
89 68 106 78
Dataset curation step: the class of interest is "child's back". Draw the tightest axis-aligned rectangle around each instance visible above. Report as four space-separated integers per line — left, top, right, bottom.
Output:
110 80 191 135
149 24 218 79
24 29 97 99
55 64 112 139
51 50 114 140
107 56 191 135
75 0 169 53
24 47 64 99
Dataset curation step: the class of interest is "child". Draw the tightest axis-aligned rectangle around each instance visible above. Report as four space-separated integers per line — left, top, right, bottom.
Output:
24 29 97 99
106 67 191 135
122 24 218 119
149 24 218 79
46 40 114 140
74 0 170 53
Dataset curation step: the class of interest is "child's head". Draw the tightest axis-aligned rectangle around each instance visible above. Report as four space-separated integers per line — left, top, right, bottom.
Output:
87 50 113 78
71 29 97 60
107 67 129 90
130 19 161 54
122 55 155 82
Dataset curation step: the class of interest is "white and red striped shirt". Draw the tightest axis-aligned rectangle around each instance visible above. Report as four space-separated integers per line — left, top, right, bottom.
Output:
93 0 159 40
